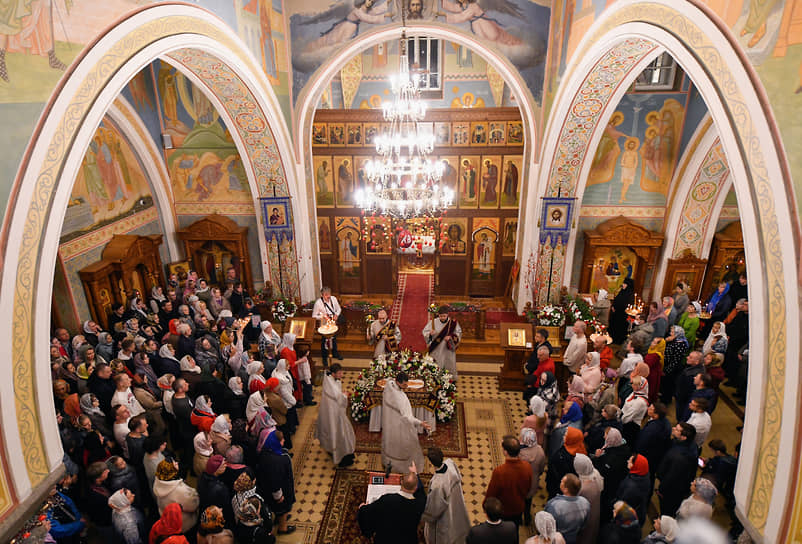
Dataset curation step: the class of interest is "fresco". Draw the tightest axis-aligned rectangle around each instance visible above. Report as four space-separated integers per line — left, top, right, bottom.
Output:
60 117 153 243
583 93 688 207
288 0 550 107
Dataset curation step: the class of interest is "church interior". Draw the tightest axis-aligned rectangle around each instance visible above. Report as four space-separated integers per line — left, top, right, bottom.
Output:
0 0 801 543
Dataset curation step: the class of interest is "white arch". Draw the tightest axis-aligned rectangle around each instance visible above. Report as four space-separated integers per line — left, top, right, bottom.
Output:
293 22 540 297
537 1 800 538
0 4 299 500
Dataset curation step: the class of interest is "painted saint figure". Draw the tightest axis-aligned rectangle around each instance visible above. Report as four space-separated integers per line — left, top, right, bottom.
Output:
619 138 640 203
503 160 519 203
482 159 498 204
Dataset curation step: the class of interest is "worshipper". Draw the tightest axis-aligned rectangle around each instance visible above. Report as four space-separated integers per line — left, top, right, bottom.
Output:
131 375 166 438
646 301 669 340
83 423 112 466
703 352 726 389
273 359 299 433
598 501 641 544
198 455 233 531
157 343 182 377
358 468 427 543
723 298 749 382
143 436 166 495
80 393 112 439
57 361 80 396
124 414 148 467
609 278 635 345
565 375 586 408
616 454 651 522
485 435 533 526
524 346 555 402
546 427 585 499
195 335 222 375
85 461 113 537
642 515 679 543
194 431 214 477
685 398 712 448
525 511 566 544
466 497 518 544
88 362 116 413
634 401 672 484
677 477 717 520
519 428 546 526
674 350 704 420
209 287 231 318
673 282 691 316
421 446 471 544
549 401 583 459
562 320 588 373
227 376 247 420
644 337 665 404
585 404 622 453
544 474 591 544
684 373 717 419
52 380 69 414
107 456 141 501
197 505 234 544
257 321 281 372
312 286 344 364
579 352 602 396
381 371 430 471
536 371 561 438
423 306 462 379
592 333 614 372
530 328 555 358
701 439 737 511
594 288 611 327
677 301 701 348
153 458 200 533
367 309 401 357
263 379 293 449
97 332 116 364
315 363 356 467
257 430 297 535
179 354 203 393
246 360 267 394
662 296 678 328
523 395 548 447
112 405 133 456
282 334 315 406
701 321 727 355
592 428 631 523
656 423 699 516
209 415 232 456
222 446 250 491
108 488 146 544
44 484 86 543
177 323 196 360
191 395 217 433
613 340 643 383
171 378 196 465
574 453 603 544
231 471 274 543
660 328 691 406
621 375 648 445
149 502 189 544
706 282 732 325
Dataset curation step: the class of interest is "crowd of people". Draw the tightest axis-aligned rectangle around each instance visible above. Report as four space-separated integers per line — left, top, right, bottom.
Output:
40 269 746 544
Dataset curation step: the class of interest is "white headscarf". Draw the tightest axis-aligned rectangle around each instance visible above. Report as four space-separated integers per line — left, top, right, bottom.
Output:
534 511 558 541
529 395 546 418
272 359 291 385
245 391 265 423
159 344 178 362
211 415 231 436
247 361 263 376
195 395 213 415
194 431 213 456
228 377 244 396
83 320 96 335
702 322 726 354
107 489 132 512
279 332 296 354
519 427 538 447
597 288 608 301
659 515 679 541
585 351 601 368
574 453 605 490
180 355 200 374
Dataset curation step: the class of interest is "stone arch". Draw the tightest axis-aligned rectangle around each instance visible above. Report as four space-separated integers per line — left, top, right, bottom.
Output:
293 22 542 289
0 4 302 528
532 1 800 539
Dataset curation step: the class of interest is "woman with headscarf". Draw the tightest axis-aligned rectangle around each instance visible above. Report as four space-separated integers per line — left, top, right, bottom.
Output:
57 361 80 397
179 354 203 394
108 488 146 544
191 395 216 433
646 301 668 340
245 390 266 429
96 332 116 364
701 321 728 355
592 428 631 523
272 359 299 432
209 415 232 456
133 353 159 397
197 505 234 544
519 427 546 526
703 352 725 389
642 515 679 543
149 502 189 544
609 278 635 345
678 301 701 349
525 511 566 544
194 335 222 375
282 334 315 406
246 360 267 394
574 453 603 544
523 396 548 448
227 376 247 421
155 343 180 377
677 477 717 520
231 472 274 543
546 426 586 499
71 335 88 364
80 392 113 440
53 379 70 412
256 430 296 535
706 282 732 324
150 286 167 315
660 326 690 405
253 410 279 454
580 352 602 396
536 371 560 438
566 375 586 408
644 337 665 404
193 430 214 477
549 401 584 458
594 288 611 327
157 374 175 417
153 459 199 534
599 501 641 544
616 454 651 523
621 375 648 425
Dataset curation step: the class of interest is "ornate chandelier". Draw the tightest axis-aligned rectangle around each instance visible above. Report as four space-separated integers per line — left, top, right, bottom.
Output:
355 27 453 218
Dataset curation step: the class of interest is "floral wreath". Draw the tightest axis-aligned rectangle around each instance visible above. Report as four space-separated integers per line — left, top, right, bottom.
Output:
350 350 457 423
270 298 297 323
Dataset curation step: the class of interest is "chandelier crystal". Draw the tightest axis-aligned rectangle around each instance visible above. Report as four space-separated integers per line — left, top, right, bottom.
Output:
355 31 453 218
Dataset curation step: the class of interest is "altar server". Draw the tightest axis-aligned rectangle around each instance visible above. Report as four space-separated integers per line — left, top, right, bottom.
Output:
367 309 402 358
422 447 471 544
381 371 430 472
423 307 462 379
315 363 356 467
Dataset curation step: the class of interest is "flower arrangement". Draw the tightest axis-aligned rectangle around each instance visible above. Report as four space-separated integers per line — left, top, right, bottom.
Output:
349 350 457 423
427 302 480 314
535 304 565 327
269 298 297 322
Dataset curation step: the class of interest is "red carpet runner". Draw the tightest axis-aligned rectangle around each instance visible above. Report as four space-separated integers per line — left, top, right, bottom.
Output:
391 272 433 353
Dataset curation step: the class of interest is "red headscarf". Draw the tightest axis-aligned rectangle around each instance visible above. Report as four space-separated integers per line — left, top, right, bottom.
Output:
266 377 280 391
564 427 587 456
149 503 184 544
629 454 649 476
169 319 180 336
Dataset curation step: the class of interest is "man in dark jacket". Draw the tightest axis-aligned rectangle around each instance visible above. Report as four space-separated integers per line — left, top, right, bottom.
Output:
466 497 518 544
634 402 672 486
87 363 116 413
358 468 426 543
656 423 699 516
674 351 704 422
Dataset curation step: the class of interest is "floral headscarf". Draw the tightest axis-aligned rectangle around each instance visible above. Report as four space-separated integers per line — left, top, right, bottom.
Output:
200 505 225 531
155 459 178 481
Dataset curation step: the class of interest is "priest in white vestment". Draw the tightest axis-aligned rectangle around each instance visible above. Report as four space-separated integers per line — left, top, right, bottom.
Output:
381 372 430 472
366 309 401 358
422 447 471 544
563 320 588 373
423 307 461 378
315 363 355 467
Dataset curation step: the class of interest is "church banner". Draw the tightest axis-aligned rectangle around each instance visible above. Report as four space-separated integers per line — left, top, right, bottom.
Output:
260 197 294 243
540 197 575 248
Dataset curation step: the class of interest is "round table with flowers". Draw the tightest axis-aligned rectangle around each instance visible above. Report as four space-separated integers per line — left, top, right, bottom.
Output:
350 351 457 434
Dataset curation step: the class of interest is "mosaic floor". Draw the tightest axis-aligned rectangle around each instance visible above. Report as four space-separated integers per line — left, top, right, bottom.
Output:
276 359 743 543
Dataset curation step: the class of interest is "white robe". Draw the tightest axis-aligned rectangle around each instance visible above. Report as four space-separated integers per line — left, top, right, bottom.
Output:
422 318 461 377
367 319 401 359
422 459 471 544
563 334 588 372
381 379 425 472
315 374 355 464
